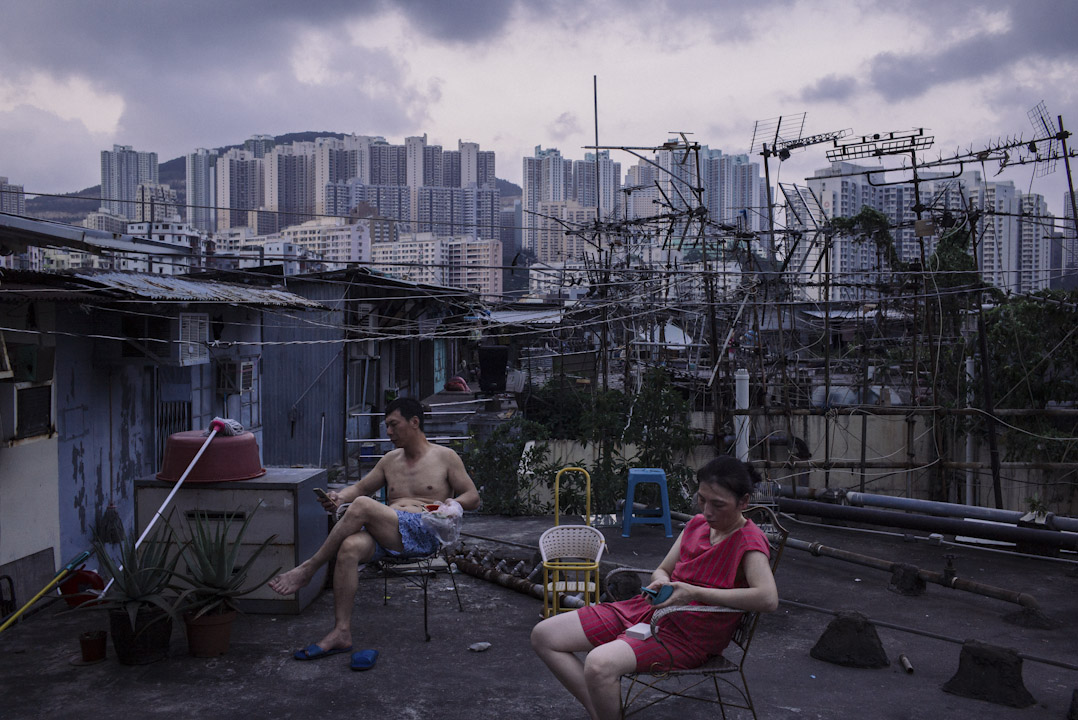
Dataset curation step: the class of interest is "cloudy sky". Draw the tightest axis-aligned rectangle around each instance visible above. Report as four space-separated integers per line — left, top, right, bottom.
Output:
1 0 1076 216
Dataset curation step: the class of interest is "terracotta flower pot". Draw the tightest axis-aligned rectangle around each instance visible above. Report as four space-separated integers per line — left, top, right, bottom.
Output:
184 610 237 657
79 630 107 663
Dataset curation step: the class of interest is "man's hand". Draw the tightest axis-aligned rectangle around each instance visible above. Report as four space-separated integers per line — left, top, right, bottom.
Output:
318 489 341 513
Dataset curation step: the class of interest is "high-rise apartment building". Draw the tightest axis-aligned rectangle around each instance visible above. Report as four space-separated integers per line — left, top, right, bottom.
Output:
185 148 217 232
244 134 276 158
571 151 621 219
801 163 1056 298
445 236 502 299
274 217 371 266
134 183 179 222
370 234 447 285
264 142 316 233
522 146 572 255
215 149 264 231
531 200 598 264
623 161 661 220
101 144 158 219
0 176 26 215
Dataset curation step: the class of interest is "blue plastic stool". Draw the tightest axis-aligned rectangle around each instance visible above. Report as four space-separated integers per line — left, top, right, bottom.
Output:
621 468 673 538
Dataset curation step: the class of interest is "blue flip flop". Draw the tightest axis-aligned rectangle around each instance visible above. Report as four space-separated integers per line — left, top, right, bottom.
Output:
293 643 353 661
350 649 379 671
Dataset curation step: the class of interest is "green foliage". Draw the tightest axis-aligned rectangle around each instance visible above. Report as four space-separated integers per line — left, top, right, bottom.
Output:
522 368 698 515
463 415 561 515
618 368 697 511
831 206 907 272
173 505 279 618
90 522 181 631
979 292 1078 462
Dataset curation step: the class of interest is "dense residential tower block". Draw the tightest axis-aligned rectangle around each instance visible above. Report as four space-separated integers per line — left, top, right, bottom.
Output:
215 149 265 231
0 176 26 215
185 148 218 232
101 144 158 219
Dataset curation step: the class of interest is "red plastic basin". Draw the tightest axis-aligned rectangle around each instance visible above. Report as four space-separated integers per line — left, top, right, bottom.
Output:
155 430 266 483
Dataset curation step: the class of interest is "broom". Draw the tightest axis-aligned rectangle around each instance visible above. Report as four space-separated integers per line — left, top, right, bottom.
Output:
97 502 125 544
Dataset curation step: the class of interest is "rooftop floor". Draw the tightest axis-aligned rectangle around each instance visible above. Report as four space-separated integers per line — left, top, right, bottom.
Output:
2 513 1075 719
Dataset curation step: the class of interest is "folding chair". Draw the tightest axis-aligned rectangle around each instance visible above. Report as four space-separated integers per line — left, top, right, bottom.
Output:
376 546 464 642
335 501 464 642
612 505 788 719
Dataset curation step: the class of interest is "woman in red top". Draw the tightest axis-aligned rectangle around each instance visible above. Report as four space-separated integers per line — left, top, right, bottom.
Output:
531 456 779 720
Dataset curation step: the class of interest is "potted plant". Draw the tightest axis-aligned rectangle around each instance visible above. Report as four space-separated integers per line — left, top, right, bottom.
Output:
90 523 181 665
173 504 278 657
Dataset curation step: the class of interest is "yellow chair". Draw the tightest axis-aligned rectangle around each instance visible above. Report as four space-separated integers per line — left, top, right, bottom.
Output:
540 467 604 618
539 524 606 618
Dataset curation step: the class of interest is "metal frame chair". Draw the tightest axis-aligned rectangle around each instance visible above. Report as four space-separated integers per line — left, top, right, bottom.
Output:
612 505 788 719
335 502 464 642
539 524 606 618
376 545 464 642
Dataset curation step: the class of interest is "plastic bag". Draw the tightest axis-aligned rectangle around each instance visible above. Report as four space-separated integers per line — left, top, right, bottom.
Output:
420 498 464 547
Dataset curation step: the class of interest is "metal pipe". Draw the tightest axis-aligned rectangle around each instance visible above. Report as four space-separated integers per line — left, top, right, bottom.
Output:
735 368 750 462
785 537 1039 609
777 498 1078 551
965 356 976 506
844 491 1078 533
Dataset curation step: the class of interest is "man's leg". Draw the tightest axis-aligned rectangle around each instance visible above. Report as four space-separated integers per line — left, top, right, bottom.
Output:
309 531 376 652
531 612 601 719
270 496 404 595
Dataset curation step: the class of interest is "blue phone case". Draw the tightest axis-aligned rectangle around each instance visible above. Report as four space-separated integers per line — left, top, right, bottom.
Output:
640 585 673 605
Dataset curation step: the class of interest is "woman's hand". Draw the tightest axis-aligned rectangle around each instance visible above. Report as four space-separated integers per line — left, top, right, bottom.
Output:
651 581 694 608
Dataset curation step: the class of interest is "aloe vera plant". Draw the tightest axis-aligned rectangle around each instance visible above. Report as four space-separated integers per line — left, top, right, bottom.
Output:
174 503 279 618
91 522 181 630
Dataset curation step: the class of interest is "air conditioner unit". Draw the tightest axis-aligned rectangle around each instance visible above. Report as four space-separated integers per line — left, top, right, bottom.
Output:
177 313 210 366
217 359 255 395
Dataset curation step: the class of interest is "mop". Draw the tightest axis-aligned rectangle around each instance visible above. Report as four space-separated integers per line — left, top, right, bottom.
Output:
0 418 245 633
98 417 244 595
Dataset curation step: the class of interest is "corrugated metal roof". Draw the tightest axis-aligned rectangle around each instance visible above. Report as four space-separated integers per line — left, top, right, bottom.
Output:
0 269 323 309
70 271 325 308
485 308 564 325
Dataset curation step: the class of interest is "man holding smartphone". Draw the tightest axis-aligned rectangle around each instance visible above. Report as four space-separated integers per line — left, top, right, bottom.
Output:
269 397 479 660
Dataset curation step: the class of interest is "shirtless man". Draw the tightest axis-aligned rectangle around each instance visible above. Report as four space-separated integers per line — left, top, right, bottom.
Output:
269 397 480 659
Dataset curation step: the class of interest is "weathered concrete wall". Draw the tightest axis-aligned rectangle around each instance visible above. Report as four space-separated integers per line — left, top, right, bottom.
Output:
529 410 1074 516
56 311 157 562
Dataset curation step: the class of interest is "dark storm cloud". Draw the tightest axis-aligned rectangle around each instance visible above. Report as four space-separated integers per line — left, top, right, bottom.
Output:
800 74 860 103
395 0 517 42
864 1 1078 101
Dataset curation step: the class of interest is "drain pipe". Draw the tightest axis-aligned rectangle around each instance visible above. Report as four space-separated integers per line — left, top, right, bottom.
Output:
778 497 1078 551
786 537 1040 610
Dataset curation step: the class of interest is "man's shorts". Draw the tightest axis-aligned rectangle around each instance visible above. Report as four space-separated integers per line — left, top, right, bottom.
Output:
372 509 442 561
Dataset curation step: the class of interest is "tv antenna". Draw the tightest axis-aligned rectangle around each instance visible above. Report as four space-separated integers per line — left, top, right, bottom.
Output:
750 113 850 261
1028 101 1061 177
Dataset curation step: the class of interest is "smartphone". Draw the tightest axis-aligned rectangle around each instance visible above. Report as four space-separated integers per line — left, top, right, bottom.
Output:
640 585 673 605
313 488 330 502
